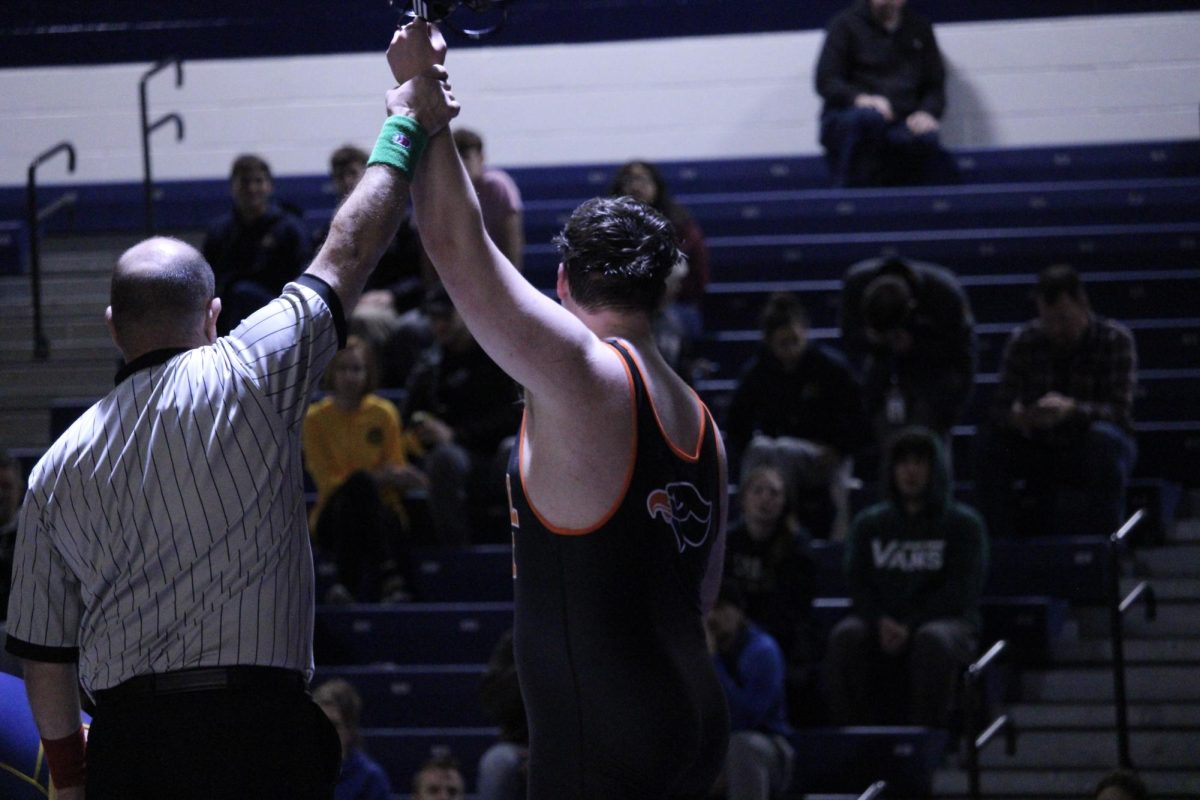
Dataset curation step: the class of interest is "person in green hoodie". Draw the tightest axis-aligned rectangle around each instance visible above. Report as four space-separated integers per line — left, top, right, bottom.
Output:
823 426 988 728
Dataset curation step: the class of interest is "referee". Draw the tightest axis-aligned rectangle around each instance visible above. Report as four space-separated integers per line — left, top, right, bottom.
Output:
3 52 458 799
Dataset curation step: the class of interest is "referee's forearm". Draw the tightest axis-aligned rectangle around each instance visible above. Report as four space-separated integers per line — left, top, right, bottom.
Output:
307 164 412 315
22 659 82 739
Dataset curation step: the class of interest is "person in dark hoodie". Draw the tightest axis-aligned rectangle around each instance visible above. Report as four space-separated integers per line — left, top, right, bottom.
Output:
840 255 976 446
726 293 867 539
823 427 988 728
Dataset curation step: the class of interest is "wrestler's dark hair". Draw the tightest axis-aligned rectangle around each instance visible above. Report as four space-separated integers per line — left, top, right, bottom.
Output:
330 144 368 174
229 153 271 182
553 196 681 314
109 239 215 339
1034 263 1089 307
862 273 914 332
759 292 810 337
1093 769 1148 800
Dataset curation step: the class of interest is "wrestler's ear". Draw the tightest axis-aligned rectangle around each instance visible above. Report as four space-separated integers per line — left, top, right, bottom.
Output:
556 263 569 302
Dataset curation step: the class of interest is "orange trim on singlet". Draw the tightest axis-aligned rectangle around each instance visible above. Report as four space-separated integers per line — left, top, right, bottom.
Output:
517 342 638 536
615 338 707 462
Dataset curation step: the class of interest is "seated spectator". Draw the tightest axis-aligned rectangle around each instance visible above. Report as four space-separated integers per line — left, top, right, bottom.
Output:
815 0 956 187
202 153 311 334
723 465 822 725
1094 769 1149 800
316 144 434 387
453 129 525 271
313 679 393 800
727 292 868 538
477 629 529 800
0 451 22 676
412 754 465 800
824 427 988 728
403 287 522 544
611 159 710 338
977 265 1137 538
840 255 975 445
303 336 426 602
706 582 795 800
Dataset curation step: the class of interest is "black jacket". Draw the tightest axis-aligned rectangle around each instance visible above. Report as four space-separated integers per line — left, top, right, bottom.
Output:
815 0 946 121
725 343 867 462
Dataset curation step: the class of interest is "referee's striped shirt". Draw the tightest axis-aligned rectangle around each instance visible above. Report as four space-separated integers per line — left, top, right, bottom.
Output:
5 275 344 696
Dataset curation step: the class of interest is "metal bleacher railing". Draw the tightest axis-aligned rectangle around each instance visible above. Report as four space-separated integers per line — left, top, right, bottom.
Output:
857 780 887 800
961 639 1017 800
138 58 185 235
1107 507 1156 769
25 141 77 361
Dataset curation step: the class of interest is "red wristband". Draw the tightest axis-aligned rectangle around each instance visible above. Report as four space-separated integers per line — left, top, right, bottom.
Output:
41 725 87 789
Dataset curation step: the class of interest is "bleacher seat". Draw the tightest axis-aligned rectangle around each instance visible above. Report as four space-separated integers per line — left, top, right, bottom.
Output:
523 177 1200 244
314 603 513 665
788 727 949 797
810 597 1067 665
313 665 489 727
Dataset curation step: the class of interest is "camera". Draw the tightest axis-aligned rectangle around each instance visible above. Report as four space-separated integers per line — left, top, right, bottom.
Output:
390 0 511 38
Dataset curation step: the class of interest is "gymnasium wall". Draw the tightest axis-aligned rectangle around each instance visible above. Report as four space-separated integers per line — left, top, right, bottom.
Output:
1 7 1197 188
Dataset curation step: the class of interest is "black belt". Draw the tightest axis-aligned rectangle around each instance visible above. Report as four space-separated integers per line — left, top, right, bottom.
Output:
94 666 307 705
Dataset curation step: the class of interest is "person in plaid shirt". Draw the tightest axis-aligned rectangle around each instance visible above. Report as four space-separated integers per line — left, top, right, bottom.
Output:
977 264 1137 538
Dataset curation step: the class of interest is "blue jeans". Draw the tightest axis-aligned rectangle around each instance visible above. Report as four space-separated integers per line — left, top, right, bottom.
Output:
977 420 1138 538
820 107 954 187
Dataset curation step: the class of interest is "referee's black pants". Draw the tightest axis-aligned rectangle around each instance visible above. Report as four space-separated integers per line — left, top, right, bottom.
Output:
87 671 340 799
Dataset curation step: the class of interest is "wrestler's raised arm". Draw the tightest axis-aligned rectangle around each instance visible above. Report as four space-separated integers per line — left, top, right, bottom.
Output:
307 61 458 315
395 21 627 408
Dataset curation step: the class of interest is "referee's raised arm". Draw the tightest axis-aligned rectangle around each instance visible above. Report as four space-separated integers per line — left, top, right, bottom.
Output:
306 38 458 315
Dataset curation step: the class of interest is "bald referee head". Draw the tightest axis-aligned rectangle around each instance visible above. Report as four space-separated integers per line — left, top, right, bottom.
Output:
104 237 222 362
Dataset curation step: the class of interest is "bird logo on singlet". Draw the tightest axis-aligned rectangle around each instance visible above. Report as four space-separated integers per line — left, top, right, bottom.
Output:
646 482 714 553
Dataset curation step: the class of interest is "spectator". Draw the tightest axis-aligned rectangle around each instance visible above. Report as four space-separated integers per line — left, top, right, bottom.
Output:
1094 769 1149 800
0 452 22 675
453 129 525 271
403 287 521 544
706 582 795 800
314 679 393 800
476 629 528 800
202 153 311 334
412 754 465 800
824 427 988 728
611 160 711 338
0 451 20 618
727 292 868 538
815 0 955 187
723 464 823 725
977 265 1138 538
317 144 433 387
840 255 976 444
303 336 425 602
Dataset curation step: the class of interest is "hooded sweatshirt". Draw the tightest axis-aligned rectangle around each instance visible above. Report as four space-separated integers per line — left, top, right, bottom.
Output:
845 429 988 631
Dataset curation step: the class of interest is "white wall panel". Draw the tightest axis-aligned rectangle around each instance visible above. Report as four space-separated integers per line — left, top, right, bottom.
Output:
2 12 1196 187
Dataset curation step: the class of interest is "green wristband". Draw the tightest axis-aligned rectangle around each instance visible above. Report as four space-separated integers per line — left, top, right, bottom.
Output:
367 115 430 179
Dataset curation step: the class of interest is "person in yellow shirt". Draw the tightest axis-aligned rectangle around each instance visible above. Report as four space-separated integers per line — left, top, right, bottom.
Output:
303 335 426 602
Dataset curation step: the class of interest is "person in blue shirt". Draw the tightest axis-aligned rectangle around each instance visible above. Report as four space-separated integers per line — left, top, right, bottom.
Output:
707 582 795 800
314 679 392 800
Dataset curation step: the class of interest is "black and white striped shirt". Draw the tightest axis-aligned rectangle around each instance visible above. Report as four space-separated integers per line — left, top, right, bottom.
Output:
5 276 344 696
